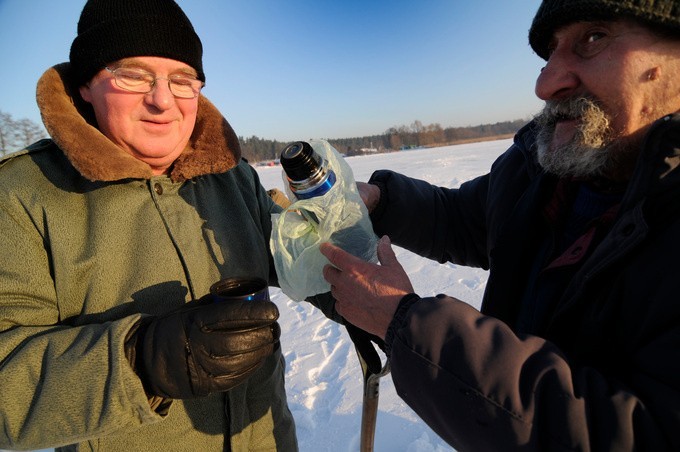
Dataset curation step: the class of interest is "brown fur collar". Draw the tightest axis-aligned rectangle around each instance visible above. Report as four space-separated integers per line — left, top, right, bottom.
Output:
36 63 241 182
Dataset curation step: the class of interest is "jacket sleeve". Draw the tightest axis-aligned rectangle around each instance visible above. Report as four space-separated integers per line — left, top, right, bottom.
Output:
0 194 163 450
386 295 675 451
368 165 490 269
368 128 541 271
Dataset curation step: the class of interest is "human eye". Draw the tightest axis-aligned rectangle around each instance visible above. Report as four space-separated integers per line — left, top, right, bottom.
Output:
586 30 607 44
170 76 195 87
575 27 610 58
169 75 202 97
546 41 556 58
117 68 152 85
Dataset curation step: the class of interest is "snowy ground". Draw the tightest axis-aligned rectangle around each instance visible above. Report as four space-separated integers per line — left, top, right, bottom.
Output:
10 138 511 452
258 139 511 452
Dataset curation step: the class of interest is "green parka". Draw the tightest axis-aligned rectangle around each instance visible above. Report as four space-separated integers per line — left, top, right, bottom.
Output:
0 64 297 451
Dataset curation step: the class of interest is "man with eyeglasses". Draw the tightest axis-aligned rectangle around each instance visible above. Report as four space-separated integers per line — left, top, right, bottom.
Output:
104 65 205 100
0 0 308 450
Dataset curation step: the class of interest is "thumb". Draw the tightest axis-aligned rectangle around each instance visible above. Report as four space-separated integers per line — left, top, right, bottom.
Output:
376 235 398 267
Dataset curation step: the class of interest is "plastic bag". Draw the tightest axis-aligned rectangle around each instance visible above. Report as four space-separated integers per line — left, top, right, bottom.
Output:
270 139 378 301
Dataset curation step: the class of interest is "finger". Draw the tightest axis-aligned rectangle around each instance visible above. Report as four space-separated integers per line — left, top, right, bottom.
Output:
204 345 274 378
319 242 340 264
322 263 341 285
376 235 398 267
205 325 278 357
319 241 364 270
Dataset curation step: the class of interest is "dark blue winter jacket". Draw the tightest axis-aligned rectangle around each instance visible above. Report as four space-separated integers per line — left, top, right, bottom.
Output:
371 117 680 451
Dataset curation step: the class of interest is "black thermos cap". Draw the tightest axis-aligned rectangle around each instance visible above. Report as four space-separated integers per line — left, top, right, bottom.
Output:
280 141 322 182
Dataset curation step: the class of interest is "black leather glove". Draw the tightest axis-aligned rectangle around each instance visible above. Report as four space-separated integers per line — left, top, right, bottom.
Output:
125 295 281 399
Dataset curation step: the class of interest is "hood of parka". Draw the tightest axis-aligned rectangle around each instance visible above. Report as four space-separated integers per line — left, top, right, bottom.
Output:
36 62 241 182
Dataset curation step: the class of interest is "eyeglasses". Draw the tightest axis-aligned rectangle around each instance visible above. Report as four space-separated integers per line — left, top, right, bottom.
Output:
105 66 204 99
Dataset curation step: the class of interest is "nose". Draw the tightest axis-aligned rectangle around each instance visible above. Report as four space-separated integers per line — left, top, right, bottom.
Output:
534 45 580 101
145 79 174 110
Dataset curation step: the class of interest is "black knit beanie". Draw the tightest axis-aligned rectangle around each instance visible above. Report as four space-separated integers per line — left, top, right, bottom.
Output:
69 0 204 86
529 0 680 60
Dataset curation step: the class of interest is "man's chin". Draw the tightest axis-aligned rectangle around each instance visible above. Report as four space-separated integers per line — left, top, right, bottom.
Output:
535 134 605 180
127 146 184 174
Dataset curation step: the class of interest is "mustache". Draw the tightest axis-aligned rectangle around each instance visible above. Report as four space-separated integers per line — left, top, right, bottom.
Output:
535 96 613 149
535 96 608 127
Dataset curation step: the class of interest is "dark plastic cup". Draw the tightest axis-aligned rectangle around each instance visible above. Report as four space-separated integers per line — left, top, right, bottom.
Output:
209 277 270 302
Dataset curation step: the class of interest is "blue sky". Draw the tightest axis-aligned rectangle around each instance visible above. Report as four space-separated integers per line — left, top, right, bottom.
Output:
0 0 545 142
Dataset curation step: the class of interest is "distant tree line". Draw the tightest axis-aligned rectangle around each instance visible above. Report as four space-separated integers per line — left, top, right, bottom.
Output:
239 135 289 164
240 118 529 162
0 110 47 156
0 108 528 162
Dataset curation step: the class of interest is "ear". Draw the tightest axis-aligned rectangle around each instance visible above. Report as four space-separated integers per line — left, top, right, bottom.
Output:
79 84 92 103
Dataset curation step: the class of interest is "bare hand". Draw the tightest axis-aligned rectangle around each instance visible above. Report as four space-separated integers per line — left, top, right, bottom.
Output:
357 182 381 213
320 235 414 339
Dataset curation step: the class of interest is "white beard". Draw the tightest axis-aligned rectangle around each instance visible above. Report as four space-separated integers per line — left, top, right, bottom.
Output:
534 97 615 179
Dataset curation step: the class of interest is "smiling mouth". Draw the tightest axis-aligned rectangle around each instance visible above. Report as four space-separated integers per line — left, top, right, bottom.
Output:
141 119 177 130
540 115 574 133
546 101 579 122
140 120 175 134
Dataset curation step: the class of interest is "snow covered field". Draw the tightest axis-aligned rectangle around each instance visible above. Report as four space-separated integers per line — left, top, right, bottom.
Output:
258 138 511 451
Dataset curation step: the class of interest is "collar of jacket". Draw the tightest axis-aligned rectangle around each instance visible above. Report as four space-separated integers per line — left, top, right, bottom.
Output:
36 63 241 183
516 114 680 209
621 113 680 208
513 120 545 179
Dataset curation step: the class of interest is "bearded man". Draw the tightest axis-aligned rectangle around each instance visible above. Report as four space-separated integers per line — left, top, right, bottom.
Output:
319 1 680 450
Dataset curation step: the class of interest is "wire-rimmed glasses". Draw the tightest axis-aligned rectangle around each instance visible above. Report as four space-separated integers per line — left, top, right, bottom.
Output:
105 66 204 99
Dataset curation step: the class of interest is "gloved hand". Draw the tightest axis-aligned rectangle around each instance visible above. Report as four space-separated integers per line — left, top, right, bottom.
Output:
125 295 281 399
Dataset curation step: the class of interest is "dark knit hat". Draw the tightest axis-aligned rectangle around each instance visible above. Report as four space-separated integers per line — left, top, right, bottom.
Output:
69 0 204 85
529 0 680 60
